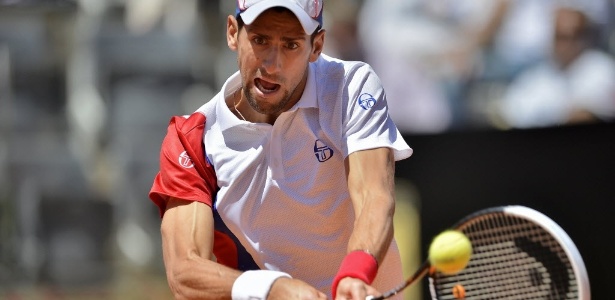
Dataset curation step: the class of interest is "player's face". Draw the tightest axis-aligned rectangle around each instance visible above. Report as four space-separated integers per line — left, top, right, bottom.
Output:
227 9 324 118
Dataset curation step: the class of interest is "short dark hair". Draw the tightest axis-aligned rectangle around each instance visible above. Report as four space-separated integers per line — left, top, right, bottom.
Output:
235 11 322 44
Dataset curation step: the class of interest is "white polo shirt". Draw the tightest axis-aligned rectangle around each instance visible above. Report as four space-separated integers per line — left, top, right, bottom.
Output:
197 54 412 297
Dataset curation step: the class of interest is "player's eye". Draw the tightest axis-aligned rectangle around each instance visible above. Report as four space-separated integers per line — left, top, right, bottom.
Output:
253 36 266 45
286 42 299 50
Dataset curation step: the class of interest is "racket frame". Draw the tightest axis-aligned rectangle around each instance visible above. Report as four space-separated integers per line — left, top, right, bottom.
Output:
369 205 590 300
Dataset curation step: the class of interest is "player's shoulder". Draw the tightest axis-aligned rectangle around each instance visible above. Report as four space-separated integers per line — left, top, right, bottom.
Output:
314 54 380 94
315 54 374 77
195 97 217 119
169 93 219 136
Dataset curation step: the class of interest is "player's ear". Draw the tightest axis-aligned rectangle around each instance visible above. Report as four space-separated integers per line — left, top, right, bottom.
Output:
227 15 239 51
309 29 325 63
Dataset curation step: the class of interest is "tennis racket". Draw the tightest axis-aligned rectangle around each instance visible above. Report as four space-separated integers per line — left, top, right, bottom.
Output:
368 205 590 300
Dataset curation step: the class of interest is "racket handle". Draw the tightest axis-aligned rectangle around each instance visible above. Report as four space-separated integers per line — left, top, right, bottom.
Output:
366 262 430 300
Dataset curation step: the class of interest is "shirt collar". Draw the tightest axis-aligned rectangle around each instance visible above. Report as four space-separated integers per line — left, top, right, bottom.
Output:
217 71 244 132
290 62 318 111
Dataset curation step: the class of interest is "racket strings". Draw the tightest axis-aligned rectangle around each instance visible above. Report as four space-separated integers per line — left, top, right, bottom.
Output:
431 213 578 299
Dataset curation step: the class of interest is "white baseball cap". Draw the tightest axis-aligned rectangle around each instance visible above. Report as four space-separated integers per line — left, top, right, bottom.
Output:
236 0 324 34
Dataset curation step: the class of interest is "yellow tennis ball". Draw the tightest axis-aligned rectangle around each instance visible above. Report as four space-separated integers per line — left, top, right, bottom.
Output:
428 230 472 275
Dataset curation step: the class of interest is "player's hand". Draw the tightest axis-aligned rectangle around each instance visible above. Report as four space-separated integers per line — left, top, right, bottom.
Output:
268 277 327 300
334 277 381 300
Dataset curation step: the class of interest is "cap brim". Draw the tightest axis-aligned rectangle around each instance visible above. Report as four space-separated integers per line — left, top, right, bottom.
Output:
239 0 320 34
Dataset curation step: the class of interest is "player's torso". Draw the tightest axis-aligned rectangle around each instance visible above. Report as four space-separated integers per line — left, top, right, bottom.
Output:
198 55 409 294
204 96 354 292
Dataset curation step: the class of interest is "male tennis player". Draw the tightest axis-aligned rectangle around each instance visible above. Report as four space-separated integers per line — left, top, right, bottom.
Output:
149 0 412 299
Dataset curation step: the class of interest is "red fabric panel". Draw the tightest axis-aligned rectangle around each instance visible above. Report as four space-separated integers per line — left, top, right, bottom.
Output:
213 230 239 269
149 113 218 217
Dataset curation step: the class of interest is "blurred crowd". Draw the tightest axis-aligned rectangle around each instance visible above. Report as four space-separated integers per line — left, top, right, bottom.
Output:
353 0 615 132
0 0 614 297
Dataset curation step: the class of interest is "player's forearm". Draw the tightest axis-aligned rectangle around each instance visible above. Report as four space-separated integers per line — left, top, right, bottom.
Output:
347 193 395 263
345 148 397 263
164 250 240 300
165 252 325 300
332 187 396 298
161 198 240 299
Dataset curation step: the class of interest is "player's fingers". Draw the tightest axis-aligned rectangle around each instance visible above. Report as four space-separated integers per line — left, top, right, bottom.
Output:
335 278 384 300
364 285 381 300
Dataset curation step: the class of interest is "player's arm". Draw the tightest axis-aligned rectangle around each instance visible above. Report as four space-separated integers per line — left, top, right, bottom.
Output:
162 197 327 300
161 197 240 299
333 147 396 299
346 147 396 261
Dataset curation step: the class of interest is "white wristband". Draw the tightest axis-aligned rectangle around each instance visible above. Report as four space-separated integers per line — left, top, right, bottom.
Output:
231 270 292 300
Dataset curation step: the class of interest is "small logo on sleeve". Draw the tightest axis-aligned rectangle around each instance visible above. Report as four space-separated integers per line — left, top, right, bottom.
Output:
178 151 195 168
358 93 376 110
314 140 334 162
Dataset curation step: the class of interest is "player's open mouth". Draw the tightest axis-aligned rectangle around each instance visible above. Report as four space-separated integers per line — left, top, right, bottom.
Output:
255 78 280 94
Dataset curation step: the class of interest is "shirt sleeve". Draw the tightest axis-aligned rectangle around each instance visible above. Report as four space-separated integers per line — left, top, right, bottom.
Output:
344 64 413 161
149 113 218 217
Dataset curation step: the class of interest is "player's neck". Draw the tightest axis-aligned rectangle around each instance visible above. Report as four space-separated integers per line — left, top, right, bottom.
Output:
229 88 283 125
231 89 248 122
